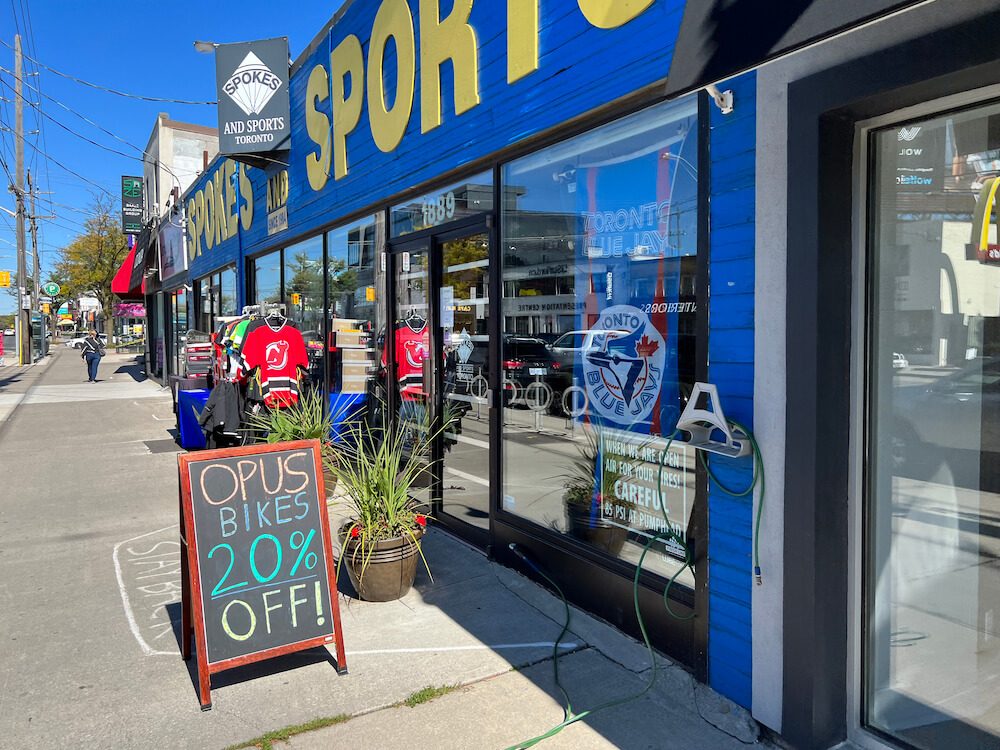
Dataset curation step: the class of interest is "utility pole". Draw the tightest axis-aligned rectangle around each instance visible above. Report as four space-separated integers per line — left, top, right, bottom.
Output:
28 170 44 354
13 34 29 366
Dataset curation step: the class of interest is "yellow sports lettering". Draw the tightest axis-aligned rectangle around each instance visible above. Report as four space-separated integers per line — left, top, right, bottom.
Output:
214 167 228 243
369 0 415 152
187 198 199 260
330 35 365 180
507 0 538 83
224 160 238 237
420 0 480 134
238 164 254 230
577 0 654 28
305 64 331 191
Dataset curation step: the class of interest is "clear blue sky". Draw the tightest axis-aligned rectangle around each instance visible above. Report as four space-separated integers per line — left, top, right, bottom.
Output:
0 0 340 315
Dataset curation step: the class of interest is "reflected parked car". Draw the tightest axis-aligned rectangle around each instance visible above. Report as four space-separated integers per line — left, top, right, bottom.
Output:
64 333 107 349
892 356 1000 481
550 329 628 370
461 335 563 405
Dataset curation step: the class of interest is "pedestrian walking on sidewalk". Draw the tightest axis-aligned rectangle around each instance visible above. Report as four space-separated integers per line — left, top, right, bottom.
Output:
81 329 105 382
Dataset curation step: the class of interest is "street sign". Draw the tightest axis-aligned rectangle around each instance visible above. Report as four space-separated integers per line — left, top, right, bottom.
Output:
42 282 60 296
177 440 346 709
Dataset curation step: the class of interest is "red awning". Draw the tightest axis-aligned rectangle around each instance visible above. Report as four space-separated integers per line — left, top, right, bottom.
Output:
112 243 145 299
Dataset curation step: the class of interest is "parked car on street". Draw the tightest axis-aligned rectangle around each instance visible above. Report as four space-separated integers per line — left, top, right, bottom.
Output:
64 333 107 349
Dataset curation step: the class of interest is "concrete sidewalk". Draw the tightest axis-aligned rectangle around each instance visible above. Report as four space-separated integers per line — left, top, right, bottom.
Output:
0 345 773 749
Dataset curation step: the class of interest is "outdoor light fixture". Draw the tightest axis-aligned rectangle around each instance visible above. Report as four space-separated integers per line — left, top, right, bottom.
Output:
193 40 218 53
705 84 734 114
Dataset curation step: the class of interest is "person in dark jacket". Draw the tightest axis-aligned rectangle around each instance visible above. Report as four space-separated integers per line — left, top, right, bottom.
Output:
80 329 104 382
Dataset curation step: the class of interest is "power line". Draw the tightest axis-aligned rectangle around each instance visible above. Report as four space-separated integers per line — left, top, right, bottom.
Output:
30 99 147 162
1 67 194 196
21 138 115 199
46 199 92 216
1 66 145 157
0 38 217 105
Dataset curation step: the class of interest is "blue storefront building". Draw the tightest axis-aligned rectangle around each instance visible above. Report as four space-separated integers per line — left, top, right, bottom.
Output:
181 1 1000 747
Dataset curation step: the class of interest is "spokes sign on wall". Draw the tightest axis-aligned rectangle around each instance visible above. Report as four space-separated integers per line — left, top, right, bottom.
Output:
214 37 291 156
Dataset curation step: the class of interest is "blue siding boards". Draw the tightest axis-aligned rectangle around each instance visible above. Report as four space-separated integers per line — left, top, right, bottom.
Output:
188 0 687 275
707 70 756 709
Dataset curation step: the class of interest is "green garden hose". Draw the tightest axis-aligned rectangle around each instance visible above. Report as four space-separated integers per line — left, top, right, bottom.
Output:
506 419 765 749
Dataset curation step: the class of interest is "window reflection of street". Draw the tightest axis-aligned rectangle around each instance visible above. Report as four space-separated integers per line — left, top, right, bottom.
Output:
869 102 1000 747
877 473 1000 740
500 407 696 586
442 234 491 530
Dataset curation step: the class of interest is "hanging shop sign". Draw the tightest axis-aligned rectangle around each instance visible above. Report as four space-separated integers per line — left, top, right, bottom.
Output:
121 176 143 234
177 440 347 709
159 220 188 280
113 303 146 317
215 37 291 157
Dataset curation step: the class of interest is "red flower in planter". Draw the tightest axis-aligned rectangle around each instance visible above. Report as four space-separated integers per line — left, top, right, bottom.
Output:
350 526 359 538
415 515 426 527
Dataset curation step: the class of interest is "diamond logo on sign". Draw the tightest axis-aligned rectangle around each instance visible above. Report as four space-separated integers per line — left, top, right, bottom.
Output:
456 329 474 364
224 52 283 116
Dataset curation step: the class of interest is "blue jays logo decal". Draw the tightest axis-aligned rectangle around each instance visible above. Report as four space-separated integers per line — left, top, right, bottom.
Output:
583 306 665 425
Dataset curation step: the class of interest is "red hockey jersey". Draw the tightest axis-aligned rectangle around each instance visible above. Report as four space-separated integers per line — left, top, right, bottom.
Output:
381 323 429 399
238 320 308 407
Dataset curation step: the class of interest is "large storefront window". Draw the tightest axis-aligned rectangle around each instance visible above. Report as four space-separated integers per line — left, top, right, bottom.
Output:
500 96 699 582
195 266 239 333
220 266 237 317
327 215 382 419
253 251 281 305
170 287 187 377
285 236 323 334
866 101 1000 748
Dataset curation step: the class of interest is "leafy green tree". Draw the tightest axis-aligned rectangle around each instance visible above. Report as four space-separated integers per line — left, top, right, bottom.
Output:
2 270 34 304
50 195 129 329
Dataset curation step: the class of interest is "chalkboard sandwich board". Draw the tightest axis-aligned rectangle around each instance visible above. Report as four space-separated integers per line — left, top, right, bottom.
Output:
178 439 347 709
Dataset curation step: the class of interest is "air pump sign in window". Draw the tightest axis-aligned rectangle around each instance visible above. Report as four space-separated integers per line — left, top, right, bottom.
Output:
214 37 291 155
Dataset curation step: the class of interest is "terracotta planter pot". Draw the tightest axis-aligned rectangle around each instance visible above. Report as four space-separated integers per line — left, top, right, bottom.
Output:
339 525 424 601
565 505 628 557
322 466 338 497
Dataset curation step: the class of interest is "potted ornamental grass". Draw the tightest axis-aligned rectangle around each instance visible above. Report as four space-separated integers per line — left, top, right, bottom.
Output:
248 387 345 494
324 404 454 601
561 425 634 556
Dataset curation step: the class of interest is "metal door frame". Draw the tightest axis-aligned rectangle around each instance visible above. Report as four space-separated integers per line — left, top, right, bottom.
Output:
386 213 496 550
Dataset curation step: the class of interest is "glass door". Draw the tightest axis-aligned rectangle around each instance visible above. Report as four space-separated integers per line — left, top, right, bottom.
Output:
389 223 493 547
440 232 491 535
863 102 1000 749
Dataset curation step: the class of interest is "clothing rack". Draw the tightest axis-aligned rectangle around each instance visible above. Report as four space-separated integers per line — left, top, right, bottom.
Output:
241 303 287 317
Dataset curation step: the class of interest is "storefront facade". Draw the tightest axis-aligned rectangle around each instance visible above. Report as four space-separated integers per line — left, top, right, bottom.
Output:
182 1 1000 748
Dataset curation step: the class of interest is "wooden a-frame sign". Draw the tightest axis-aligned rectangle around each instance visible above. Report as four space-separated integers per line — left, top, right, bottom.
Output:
178 439 347 709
